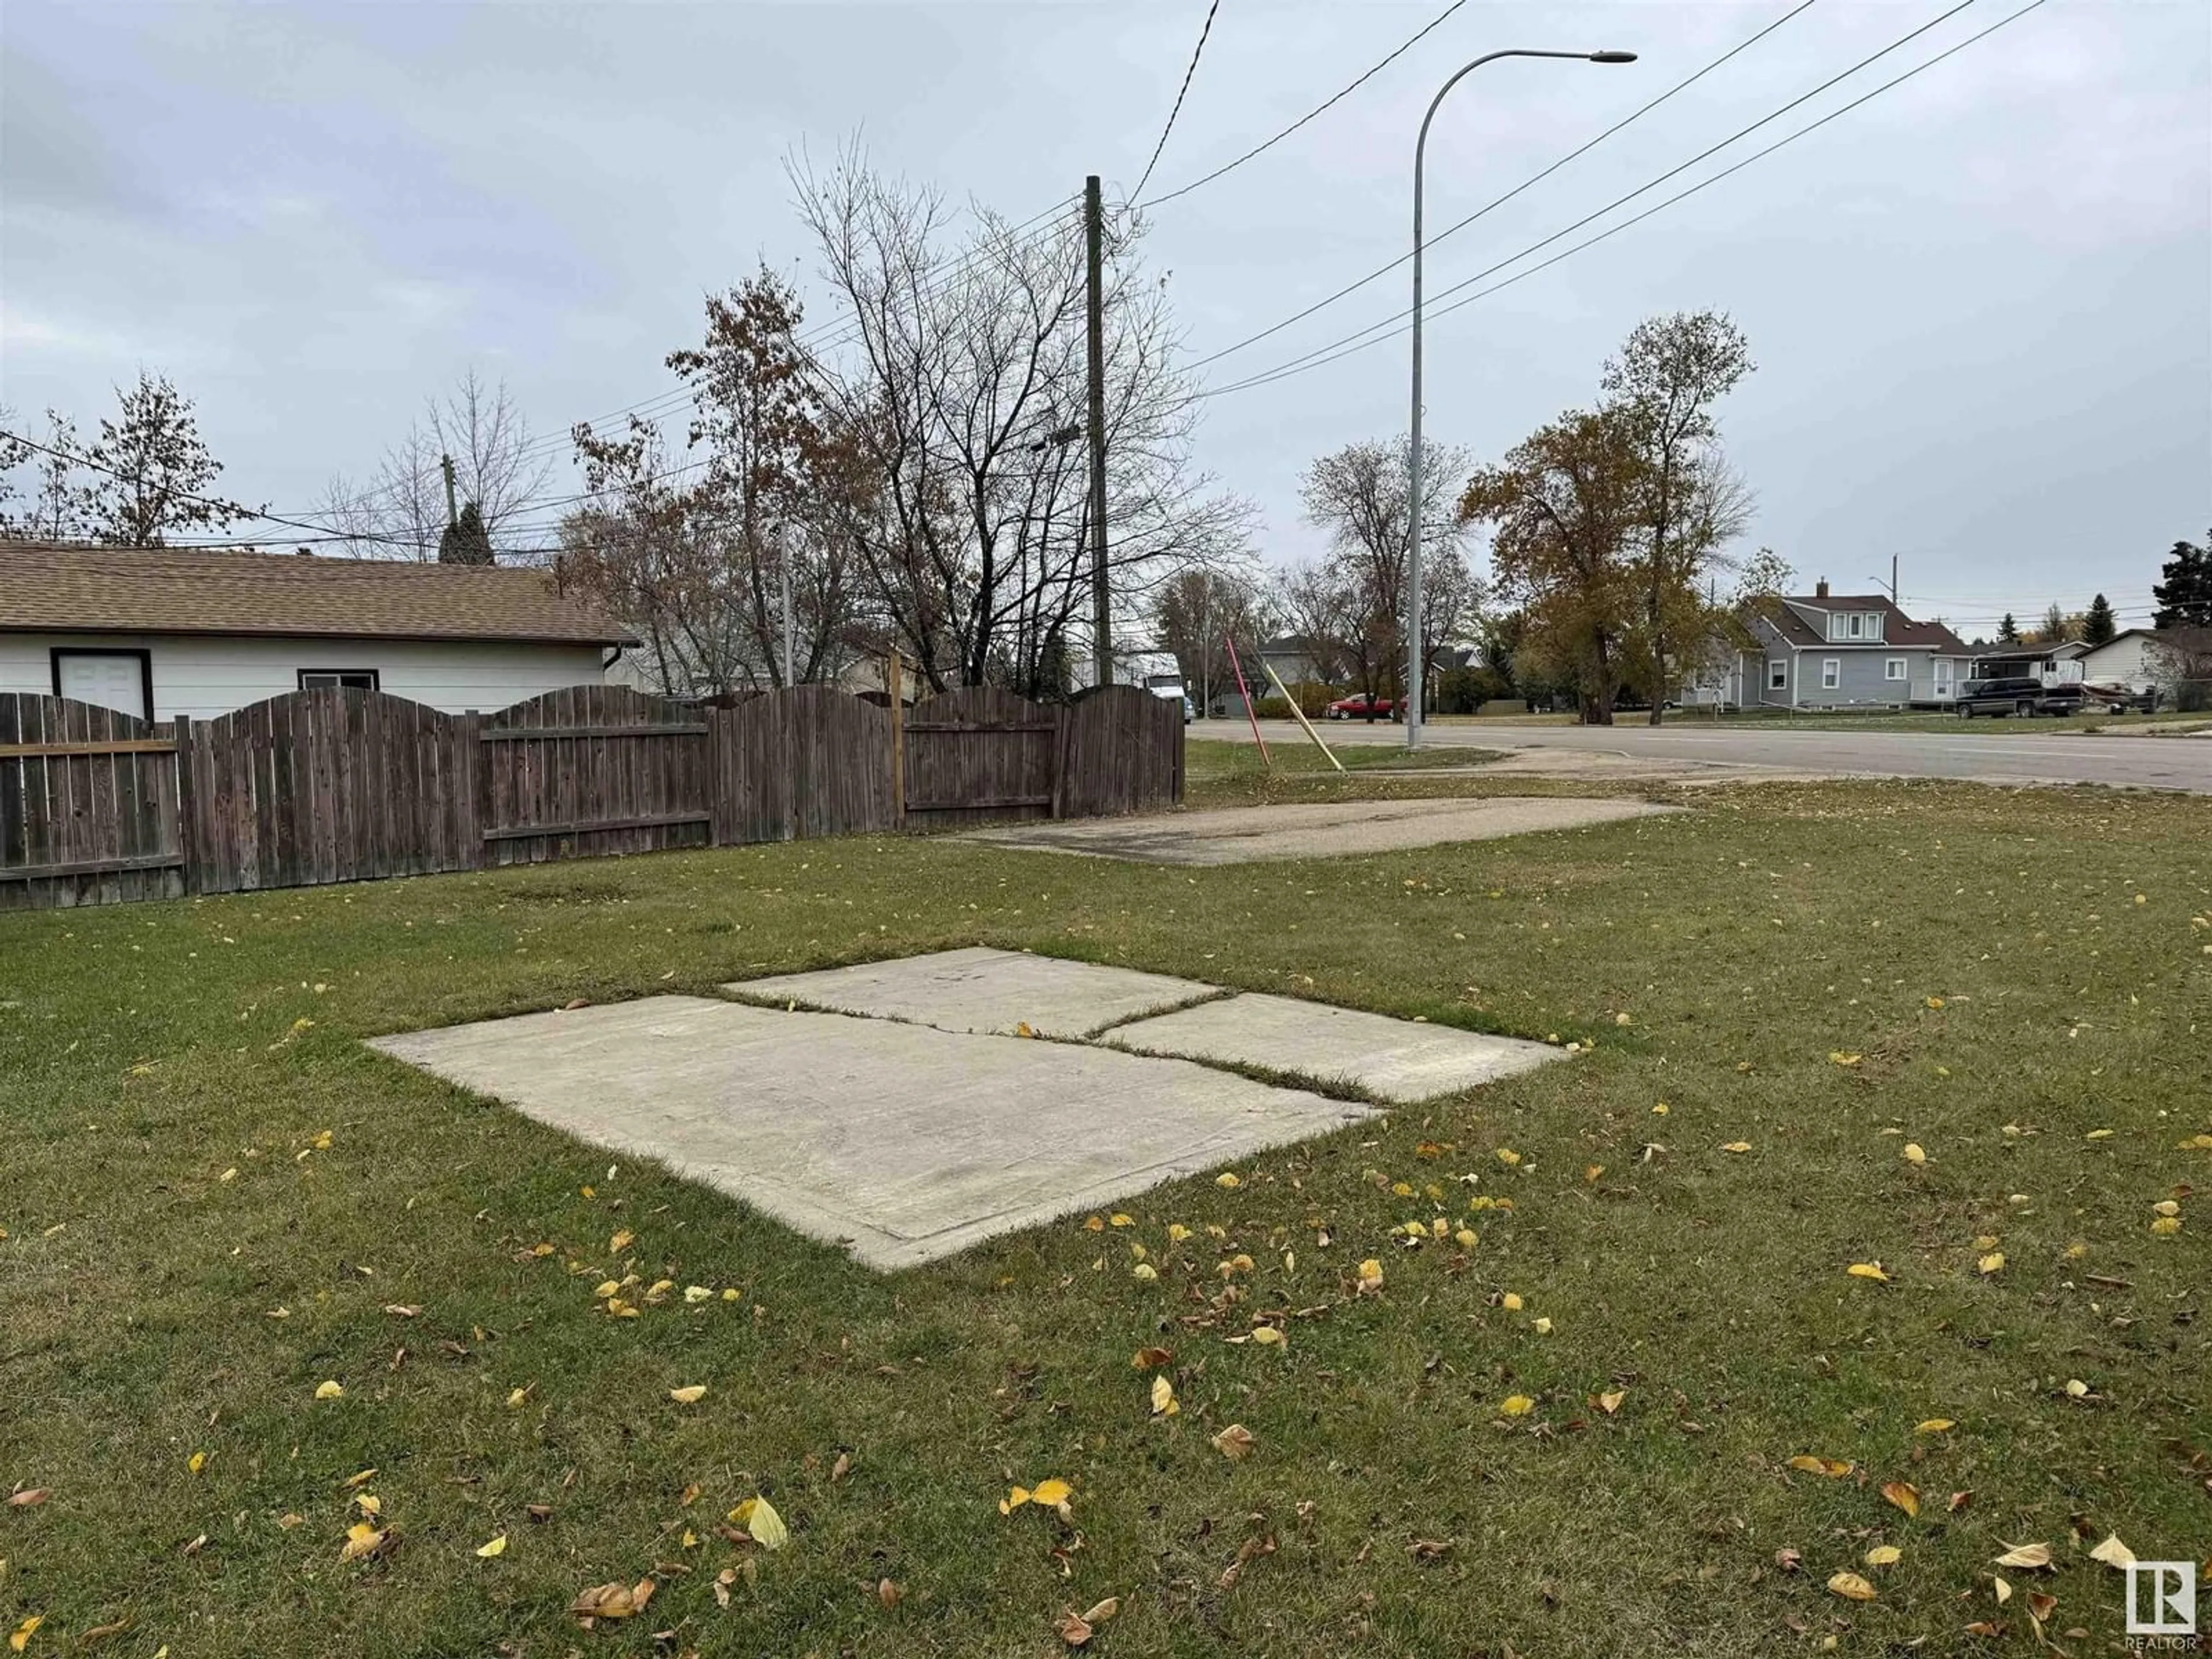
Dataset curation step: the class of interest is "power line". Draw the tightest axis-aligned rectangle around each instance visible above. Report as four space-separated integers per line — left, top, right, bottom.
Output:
1184 0 1821 372
1131 0 1225 202
1202 0 2044 400
1140 0 1472 208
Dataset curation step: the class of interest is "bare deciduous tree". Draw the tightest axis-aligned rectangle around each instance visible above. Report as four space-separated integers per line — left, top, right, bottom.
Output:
321 369 555 561
793 147 1249 696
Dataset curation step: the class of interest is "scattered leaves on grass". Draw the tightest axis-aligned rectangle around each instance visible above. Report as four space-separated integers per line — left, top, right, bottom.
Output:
1055 1597 1120 1647
1881 1480 1920 1518
1827 1570 1878 1601
1212 1425 1256 1461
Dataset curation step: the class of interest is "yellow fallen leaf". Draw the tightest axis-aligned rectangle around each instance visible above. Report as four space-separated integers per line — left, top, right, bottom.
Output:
1584 1164 1604 1183
1000 1485 1031 1514
1150 1375 1179 1418
1357 1259 1383 1290
340 1468 377 1488
1902 1143 1926 1165
683 1285 712 1304
219 1167 238 1183
1650 1103 1669 1116
1494 1148 1521 1166
2150 1215 2182 1236
1501 1292 1524 1312
1993 1541 2052 1570
1976 1252 2005 1275
1846 1262 1889 1283
1108 1213 1133 1228
476 1534 507 1558
313 1380 344 1400
1830 1051 1862 1067
2065 1378 2089 1397
1827 1570 1877 1601
1787 1456 1853 1477
668 1385 707 1405
593 1279 620 1298
1596 1389 1626 1415
1881 1480 1920 1518
1211 1425 1256 1461
507 1387 529 1408
1130 1263 1157 1282
1453 1228 1478 1249
339 1521 386 1562
730 1495 787 1550
1214 1173 1240 1190
1925 996 1944 1009
1533 1316 1553 1335
2085 1128 2113 1140
1499 1395 1535 1418
2088 1533 2136 1570
9 1616 40 1653
354 1494 381 1517
1249 1325 1284 1347
1915 1419 1954 1434
1721 1141 1752 1154
1865 1545 1902 1567
187 1451 208 1475
608 1229 634 1254
1166 1224 1191 1243
1030 1479 1073 1508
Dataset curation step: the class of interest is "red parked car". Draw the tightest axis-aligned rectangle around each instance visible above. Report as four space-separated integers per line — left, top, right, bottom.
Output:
1325 692 1400 722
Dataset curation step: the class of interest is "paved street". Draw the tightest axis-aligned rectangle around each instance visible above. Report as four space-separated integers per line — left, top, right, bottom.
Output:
1209 718 2212 794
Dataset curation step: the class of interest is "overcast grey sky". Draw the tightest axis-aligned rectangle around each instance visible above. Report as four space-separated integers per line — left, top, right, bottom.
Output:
3 0 2206 634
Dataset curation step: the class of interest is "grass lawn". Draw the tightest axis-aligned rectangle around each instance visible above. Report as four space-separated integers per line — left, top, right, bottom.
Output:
2 775 2207 1657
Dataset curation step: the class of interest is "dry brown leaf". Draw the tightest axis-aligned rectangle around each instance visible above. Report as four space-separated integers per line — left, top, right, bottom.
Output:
570 1578 655 1622
1865 1545 1903 1567
877 1577 902 1609
831 1452 852 1483
6 1489 49 1508
2025 1590 2056 1622
1211 1424 1257 1461
1079 1598 1120 1626
1131 1346 1173 1369
1827 1570 1878 1601
1596 1389 1626 1415
1055 1611 1095 1647
2088 1533 2136 1570
1881 1480 1921 1518
1948 1490 1973 1514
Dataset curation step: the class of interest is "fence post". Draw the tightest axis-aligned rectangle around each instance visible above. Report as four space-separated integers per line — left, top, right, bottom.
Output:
459 710 486 869
170 714 198 896
888 650 906 831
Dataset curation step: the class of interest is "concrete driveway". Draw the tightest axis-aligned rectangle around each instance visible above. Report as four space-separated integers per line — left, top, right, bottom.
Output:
1209 719 2212 793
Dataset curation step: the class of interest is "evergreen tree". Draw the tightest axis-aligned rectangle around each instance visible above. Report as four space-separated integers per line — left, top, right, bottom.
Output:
2082 593 2116 645
2039 601 2070 643
437 500 496 565
1997 612 2020 643
2151 536 2212 628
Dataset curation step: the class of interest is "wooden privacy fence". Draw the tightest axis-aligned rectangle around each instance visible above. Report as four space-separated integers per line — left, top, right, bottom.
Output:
0 681 1181 910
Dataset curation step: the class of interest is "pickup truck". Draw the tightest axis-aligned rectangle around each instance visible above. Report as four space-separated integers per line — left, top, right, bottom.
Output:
1325 692 1400 722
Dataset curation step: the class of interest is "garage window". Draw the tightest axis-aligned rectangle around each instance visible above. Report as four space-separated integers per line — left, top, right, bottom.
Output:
297 669 380 691
51 649 153 721
1768 660 1787 690
1821 658 1840 690
1885 657 1907 681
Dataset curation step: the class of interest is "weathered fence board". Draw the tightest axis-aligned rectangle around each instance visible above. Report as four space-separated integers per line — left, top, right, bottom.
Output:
480 684 711 866
183 688 480 895
714 685 897 845
0 694 181 910
1058 685 1186 819
903 686 1060 828
1 677 1181 910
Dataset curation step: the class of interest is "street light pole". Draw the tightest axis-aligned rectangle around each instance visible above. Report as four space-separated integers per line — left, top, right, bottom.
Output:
1406 46 1636 750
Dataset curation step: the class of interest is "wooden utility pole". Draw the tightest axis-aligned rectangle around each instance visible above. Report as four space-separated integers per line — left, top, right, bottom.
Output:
440 454 459 530
1084 175 1111 687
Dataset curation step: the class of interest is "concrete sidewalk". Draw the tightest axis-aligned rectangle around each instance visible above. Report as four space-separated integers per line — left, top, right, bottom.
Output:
960 795 1679 865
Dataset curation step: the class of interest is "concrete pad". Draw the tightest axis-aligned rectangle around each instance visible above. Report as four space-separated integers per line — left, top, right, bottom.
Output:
959 796 1681 866
722 946 1215 1039
368 996 1367 1270
1104 993 1559 1103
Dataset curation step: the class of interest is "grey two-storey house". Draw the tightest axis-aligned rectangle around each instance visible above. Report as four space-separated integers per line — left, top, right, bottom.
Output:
1699 581 1974 710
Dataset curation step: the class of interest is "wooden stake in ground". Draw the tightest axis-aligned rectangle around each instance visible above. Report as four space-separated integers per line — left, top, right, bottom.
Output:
1222 634 1269 767
1262 661 1343 771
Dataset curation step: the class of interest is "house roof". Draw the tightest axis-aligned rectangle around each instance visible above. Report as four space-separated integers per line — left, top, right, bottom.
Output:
0 541 635 647
1762 594 1970 655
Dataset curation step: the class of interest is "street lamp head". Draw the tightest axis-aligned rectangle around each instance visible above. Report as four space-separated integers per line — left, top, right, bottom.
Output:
1588 50 1638 63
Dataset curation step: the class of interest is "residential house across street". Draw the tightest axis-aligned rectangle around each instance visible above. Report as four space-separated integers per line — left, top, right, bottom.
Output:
1687 579 1974 710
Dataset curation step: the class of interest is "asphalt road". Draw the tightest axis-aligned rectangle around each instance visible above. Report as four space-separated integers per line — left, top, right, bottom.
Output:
1210 718 2212 794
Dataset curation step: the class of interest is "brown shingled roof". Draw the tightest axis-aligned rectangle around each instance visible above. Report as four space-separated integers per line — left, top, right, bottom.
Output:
0 541 635 647
1762 594 1969 655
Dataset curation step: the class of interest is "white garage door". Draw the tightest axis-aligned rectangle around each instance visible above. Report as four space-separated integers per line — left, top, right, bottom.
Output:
55 652 149 719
